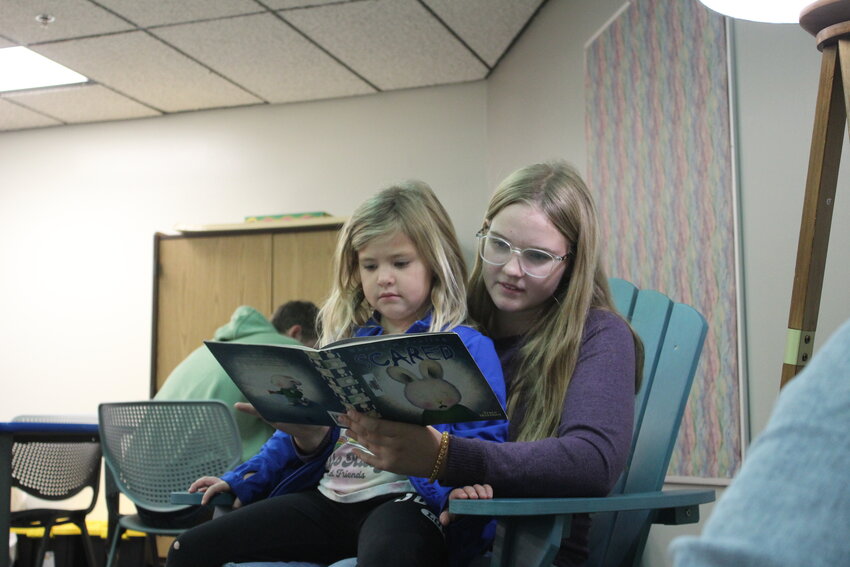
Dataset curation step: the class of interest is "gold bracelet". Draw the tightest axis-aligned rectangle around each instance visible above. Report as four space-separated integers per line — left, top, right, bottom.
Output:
428 431 450 484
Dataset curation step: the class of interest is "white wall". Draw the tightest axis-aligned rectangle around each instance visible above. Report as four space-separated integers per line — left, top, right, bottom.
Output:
486 0 626 185
0 81 489 420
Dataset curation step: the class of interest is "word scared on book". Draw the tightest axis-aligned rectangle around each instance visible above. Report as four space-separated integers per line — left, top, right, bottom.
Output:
351 344 456 367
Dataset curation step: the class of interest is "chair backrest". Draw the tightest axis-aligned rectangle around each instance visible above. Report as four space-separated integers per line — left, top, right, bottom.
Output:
11 415 102 509
98 400 242 513
587 278 708 567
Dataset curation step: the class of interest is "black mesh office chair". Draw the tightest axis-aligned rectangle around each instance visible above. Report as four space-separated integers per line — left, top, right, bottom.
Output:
10 415 101 567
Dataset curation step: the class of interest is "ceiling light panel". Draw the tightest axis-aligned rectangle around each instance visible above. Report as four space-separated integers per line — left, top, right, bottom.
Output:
0 47 88 92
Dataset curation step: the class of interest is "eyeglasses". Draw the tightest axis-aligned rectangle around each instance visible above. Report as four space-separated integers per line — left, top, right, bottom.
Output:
476 230 568 278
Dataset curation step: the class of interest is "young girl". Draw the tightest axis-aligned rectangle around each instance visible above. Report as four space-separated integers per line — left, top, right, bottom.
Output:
343 161 643 566
165 181 507 567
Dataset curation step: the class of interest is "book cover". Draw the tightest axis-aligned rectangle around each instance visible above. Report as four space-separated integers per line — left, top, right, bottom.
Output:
205 332 506 427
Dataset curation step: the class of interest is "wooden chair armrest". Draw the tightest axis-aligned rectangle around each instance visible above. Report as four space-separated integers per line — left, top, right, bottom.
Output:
448 489 715 567
449 488 715 524
170 490 235 506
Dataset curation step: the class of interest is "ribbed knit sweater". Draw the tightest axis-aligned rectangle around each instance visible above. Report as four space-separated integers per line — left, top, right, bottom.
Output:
443 309 636 566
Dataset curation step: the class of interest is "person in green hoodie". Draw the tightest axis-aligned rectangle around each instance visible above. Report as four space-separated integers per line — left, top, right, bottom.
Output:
155 301 319 462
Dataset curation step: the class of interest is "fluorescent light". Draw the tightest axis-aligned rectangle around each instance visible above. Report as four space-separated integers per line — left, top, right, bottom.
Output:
697 0 811 23
0 46 88 93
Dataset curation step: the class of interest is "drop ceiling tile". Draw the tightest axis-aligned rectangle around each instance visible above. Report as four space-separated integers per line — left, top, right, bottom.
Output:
265 0 359 9
0 98 61 131
0 0 133 45
152 13 375 104
423 0 544 67
1 0 541 134
96 0 262 28
32 31 262 113
283 0 489 90
4 83 161 124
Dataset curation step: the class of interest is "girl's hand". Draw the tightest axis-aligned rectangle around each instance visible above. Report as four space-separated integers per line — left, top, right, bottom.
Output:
188 476 243 508
234 402 330 453
339 410 442 477
439 484 493 525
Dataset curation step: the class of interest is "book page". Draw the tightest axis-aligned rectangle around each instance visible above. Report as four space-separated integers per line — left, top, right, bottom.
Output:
206 341 346 425
329 333 506 425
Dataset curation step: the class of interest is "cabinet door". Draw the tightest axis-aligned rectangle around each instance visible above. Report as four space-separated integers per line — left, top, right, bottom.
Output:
155 234 272 390
271 229 339 307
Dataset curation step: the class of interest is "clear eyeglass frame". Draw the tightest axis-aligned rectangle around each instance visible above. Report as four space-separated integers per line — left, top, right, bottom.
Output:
475 229 568 279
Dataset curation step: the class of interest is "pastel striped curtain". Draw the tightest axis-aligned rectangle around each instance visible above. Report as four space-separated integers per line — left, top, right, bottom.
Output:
586 0 741 480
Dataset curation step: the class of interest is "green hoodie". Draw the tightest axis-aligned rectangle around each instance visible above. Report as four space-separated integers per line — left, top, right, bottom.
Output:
155 305 300 461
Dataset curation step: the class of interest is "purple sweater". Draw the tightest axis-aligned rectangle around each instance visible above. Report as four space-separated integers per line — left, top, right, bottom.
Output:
443 309 636 566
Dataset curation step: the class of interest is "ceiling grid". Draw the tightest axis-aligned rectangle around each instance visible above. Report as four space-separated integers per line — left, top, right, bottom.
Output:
0 0 546 132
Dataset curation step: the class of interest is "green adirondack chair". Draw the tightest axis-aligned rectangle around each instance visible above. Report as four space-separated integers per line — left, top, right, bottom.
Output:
215 279 713 567
450 278 714 567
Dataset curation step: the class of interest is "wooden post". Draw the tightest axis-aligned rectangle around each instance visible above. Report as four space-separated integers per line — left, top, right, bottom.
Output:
783 1 850 386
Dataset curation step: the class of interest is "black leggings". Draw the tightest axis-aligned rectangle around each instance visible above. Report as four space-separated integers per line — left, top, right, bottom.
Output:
165 490 446 567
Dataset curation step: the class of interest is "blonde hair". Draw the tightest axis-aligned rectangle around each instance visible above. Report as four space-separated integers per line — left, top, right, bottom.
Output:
319 181 469 345
468 161 642 441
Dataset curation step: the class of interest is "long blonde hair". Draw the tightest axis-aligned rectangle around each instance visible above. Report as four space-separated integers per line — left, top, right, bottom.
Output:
468 161 642 441
319 181 469 345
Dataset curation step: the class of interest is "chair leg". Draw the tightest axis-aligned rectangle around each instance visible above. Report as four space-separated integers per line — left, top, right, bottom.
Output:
76 519 99 567
489 515 567 567
145 534 163 567
33 521 55 567
106 525 125 567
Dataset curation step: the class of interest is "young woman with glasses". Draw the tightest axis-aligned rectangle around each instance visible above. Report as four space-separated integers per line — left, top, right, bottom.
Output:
342 161 643 566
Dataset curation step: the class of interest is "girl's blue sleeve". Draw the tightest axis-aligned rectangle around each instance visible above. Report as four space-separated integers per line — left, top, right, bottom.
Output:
411 326 509 514
449 326 507 443
220 430 299 504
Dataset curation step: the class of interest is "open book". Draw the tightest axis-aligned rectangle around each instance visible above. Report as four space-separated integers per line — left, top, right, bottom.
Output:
205 332 506 427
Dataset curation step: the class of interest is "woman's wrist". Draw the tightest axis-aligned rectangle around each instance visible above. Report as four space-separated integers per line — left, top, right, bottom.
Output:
428 430 451 483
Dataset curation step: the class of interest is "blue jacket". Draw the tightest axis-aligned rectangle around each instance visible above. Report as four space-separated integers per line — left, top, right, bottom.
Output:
221 315 507 517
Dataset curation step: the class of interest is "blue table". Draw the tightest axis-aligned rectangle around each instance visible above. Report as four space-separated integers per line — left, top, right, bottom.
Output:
0 421 99 567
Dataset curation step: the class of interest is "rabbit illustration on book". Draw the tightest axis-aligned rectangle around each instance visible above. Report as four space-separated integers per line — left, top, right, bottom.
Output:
387 360 479 425
267 375 312 407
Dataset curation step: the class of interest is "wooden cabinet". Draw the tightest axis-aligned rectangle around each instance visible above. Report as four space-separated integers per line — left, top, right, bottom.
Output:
151 217 345 395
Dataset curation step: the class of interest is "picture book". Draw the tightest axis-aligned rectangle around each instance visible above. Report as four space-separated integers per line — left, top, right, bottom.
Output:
205 332 507 427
